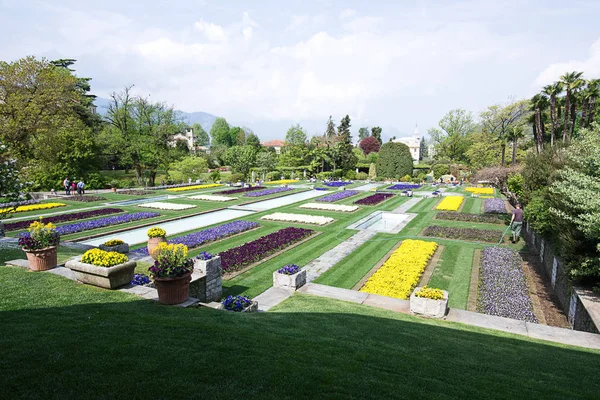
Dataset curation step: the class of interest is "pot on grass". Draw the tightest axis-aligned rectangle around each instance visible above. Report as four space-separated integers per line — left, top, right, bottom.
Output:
273 269 306 291
24 246 58 272
409 287 449 319
154 272 192 305
65 258 137 289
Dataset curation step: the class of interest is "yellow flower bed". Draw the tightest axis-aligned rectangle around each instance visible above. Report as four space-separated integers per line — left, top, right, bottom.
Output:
435 196 463 211
479 195 494 199
103 239 124 246
0 203 66 214
360 239 438 299
81 248 129 267
414 286 445 300
465 187 494 195
166 184 222 192
265 180 299 185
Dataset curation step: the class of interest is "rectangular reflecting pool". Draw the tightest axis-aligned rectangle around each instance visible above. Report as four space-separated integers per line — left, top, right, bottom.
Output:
235 190 325 211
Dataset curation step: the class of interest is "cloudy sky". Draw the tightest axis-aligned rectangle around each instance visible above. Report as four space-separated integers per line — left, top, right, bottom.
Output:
2 0 599 141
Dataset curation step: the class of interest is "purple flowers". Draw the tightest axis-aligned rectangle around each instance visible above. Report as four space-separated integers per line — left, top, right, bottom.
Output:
196 251 213 260
388 184 421 190
132 221 259 256
354 193 393 205
220 227 313 273
277 264 301 275
484 198 507 214
221 295 252 312
324 181 353 187
220 186 265 195
55 212 160 235
316 190 359 203
315 187 329 191
477 247 537 323
4 208 124 232
422 226 502 243
131 274 151 286
244 187 293 197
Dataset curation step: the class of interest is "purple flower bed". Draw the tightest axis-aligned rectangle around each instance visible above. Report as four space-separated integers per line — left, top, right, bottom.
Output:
354 193 393 205
434 212 507 224
388 184 421 190
145 182 203 190
244 187 293 197
54 212 160 235
315 190 360 203
477 247 537 323
315 187 329 191
324 181 353 187
220 186 265 195
220 227 313 273
484 198 507 214
422 226 502 243
55 195 107 202
132 220 259 256
4 208 125 232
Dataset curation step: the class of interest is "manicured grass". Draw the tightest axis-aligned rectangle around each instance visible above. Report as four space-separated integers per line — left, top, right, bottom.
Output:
428 244 475 309
0 269 598 400
0 244 86 265
461 198 483 214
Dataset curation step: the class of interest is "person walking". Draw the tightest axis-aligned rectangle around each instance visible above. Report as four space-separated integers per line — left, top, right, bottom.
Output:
71 180 77 195
510 203 524 243
63 178 70 195
77 179 85 195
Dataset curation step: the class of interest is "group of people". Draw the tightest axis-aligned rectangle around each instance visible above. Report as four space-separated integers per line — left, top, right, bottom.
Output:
63 178 85 195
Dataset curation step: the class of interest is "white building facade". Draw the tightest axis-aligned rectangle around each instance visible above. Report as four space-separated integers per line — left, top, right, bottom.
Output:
393 125 423 162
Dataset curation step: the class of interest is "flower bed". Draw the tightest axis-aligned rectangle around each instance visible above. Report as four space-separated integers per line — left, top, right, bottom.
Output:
138 202 196 210
360 239 438 299
0 202 66 214
54 212 160 235
166 184 223 192
324 181 353 187
435 196 463 211
477 247 537 322
220 227 313 273
244 187 293 197
315 190 360 203
81 248 129 267
388 184 421 190
0 199 39 208
465 187 494 195
219 186 265 195
354 193 393 205
434 212 507 224
484 198 507 214
315 187 329 191
3 208 124 232
59 195 107 202
422 225 502 243
116 190 154 196
299 203 358 212
132 220 259 256
188 195 235 202
261 212 334 226
265 180 299 185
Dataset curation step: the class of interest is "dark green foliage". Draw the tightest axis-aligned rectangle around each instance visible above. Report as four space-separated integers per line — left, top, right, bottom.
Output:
209 117 231 147
376 142 413 179
432 163 450 178
371 126 382 144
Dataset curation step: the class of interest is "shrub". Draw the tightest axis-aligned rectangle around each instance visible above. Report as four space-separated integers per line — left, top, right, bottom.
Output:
359 136 381 155
400 174 411 182
266 171 280 181
85 173 107 190
230 173 245 183
376 142 413 179
432 164 450 179
368 163 376 179
345 170 357 180
356 172 368 180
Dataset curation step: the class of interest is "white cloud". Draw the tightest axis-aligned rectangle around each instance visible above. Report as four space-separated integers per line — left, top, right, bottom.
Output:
534 38 600 87
194 19 227 42
340 8 356 20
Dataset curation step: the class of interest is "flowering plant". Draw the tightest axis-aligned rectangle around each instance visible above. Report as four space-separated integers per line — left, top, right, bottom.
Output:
465 187 494 195
4 208 123 232
81 248 128 267
244 187 293 197
1 202 66 215
103 239 124 247
265 180 298 185
196 251 212 260
316 190 360 203
414 286 445 300
435 196 464 211
149 243 194 278
18 221 60 250
277 264 301 275
147 227 167 238
221 295 252 312
55 212 159 235
354 193 393 205
131 273 151 286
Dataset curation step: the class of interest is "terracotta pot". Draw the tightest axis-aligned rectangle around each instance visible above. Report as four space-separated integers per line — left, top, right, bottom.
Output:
154 272 192 305
147 237 167 259
112 188 117 192
24 246 58 271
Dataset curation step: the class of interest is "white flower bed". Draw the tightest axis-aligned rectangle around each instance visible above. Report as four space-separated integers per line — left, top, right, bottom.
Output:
299 203 358 212
261 212 334 226
188 195 235 202
138 202 196 210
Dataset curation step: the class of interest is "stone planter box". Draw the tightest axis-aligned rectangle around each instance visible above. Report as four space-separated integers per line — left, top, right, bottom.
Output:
65 259 137 289
193 256 221 278
273 269 307 291
409 287 449 319
98 243 130 254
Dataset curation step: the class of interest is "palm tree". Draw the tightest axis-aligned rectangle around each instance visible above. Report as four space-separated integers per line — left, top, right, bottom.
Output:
530 94 548 154
581 79 600 127
542 82 563 147
560 71 584 142
507 125 525 165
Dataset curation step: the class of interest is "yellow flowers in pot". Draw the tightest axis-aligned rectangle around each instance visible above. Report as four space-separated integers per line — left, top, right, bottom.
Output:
414 286 445 300
147 227 167 238
81 248 128 267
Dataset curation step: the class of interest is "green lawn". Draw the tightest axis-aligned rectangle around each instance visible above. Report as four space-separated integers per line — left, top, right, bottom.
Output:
0 268 598 400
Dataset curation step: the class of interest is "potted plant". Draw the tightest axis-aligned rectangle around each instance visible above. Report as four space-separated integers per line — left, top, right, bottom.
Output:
149 242 194 305
273 264 306 291
18 221 60 271
65 248 137 289
193 251 221 274
98 238 129 254
409 286 449 319
147 227 167 259
220 295 258 313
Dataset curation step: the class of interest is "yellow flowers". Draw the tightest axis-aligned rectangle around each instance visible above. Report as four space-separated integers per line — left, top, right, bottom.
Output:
166 184 222 192
0 203 66 214
435 196 463 211
81 248 129 267
152 242 188 262
103 239 124 246
360 239 438 300
265 180 299 185
29 220 56 232
465 187 494 195
147 227 167 238
414 286 445 300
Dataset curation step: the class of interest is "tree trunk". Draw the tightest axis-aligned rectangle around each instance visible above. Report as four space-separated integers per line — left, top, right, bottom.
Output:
563 90 571 142
570 101 577 138
589 97 596 125
500 144 506 167
581 99 588 129
549 97 557 147
149 171 156 187
135 166 143 184
511 140 517 166
535 108 544 153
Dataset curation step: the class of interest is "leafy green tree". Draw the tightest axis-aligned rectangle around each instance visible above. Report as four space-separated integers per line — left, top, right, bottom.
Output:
285 124 307 146
376 142 413 179
480 101 529 166
191 123 210 146
465 132 501 170
245 131 261 149
255 150 278 171
223 145 257 178
0 140 31 223
169 156 208 182
358 127 370 141
371 126 382 144
337 115 351 137
560 71 584 141
325 116 336 138
210 117 231 147
278 145 308 168
230 126 246 146
430 109 476 163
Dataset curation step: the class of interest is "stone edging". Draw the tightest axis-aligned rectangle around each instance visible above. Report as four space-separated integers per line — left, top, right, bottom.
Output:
467 249 481 312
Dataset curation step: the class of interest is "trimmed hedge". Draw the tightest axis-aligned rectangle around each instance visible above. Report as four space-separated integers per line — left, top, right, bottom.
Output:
376 142 413 179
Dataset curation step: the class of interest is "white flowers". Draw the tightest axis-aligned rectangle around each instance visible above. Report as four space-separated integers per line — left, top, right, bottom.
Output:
299 203 359 212
261 212 334 226
188 195 235 202
138 202 196 210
